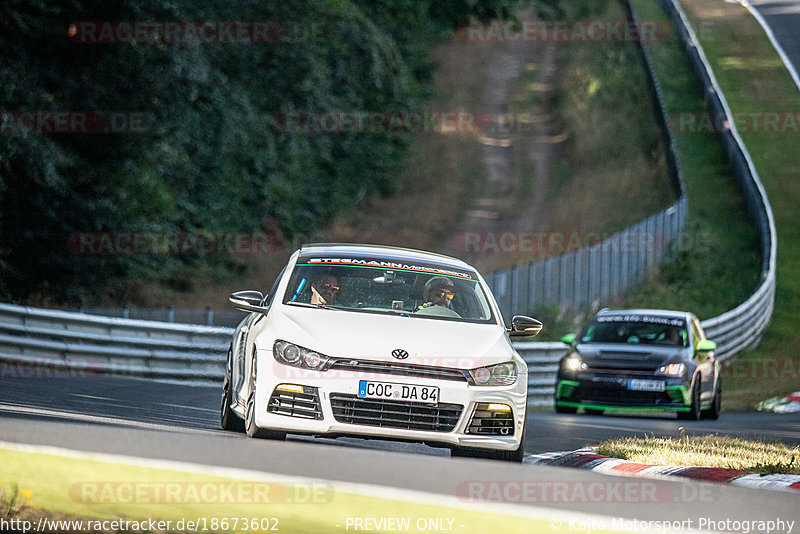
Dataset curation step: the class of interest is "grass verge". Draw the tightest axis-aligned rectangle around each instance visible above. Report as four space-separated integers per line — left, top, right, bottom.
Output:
620 0 761 321
0 445 594 534
597 435 800 475
672 0 800 410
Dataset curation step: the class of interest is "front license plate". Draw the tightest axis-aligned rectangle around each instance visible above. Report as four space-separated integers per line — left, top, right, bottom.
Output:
628 379 665 392
358 380 439 404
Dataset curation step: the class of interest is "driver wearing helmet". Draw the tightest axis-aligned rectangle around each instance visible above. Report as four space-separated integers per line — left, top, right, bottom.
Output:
416 277 460 318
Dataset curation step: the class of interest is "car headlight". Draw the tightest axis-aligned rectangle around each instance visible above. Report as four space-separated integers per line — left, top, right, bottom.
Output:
655 363 686 377
562 355 587 372
273 340 330 371
467 362 518 386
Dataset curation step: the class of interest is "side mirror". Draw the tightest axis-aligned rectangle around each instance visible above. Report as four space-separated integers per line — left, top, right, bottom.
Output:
561 333 576 345
697 339 716 352
509 315 543 337
229 290 269 314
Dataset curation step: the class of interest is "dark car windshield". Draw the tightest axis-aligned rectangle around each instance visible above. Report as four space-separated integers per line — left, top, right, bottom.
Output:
281 256 495 324
579 315 688 347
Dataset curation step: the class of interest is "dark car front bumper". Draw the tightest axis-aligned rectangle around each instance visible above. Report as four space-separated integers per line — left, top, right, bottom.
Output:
555 373 691 412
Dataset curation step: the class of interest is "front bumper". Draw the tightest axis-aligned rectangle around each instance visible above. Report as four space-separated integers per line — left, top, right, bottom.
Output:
555 374 690 412
251 356 528 451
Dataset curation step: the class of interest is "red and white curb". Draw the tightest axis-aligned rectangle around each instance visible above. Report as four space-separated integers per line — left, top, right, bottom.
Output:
758 392 800 413
523 448 800 492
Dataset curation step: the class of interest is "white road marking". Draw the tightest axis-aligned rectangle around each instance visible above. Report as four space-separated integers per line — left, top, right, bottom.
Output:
737 0 800 91
0 439 698 532
0 403 219 436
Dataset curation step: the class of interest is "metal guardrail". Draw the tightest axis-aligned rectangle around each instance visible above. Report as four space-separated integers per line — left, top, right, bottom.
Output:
0 1 777 408
653 0 777 362
0 303 231 382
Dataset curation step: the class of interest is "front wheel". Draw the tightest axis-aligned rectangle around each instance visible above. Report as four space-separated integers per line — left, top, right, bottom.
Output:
245 352 286 440
702 382 721 420
677 379 701 421
221 346 244 431
555 403 578 414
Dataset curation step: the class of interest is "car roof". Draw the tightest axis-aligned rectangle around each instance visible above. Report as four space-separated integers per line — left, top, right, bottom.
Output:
297 243 477 271
594 308 694 322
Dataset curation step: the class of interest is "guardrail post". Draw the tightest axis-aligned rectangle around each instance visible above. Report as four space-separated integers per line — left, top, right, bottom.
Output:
205 307 214 326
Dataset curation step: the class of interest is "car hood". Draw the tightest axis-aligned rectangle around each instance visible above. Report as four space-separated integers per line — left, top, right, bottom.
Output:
263 304 514 370
574 343 686 371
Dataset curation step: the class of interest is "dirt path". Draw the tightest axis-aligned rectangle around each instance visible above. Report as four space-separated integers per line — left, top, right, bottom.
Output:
447 16 563 272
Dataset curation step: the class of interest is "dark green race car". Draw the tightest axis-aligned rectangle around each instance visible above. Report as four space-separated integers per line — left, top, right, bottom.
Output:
555 309 721 419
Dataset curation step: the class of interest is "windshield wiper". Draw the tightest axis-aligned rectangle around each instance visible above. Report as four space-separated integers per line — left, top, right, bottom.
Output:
285 301 339 311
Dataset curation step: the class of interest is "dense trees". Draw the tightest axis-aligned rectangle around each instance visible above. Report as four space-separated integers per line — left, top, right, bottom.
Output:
0 0 518 303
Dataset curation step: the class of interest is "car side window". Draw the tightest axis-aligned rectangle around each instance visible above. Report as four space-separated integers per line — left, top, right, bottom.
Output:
690 319 703 353
263 267 286 306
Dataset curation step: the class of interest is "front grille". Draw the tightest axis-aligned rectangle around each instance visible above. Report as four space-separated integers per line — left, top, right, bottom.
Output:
327 359 468 382
587 368 655 375
329 394 462 432
466 404 514 436
268 387 323 420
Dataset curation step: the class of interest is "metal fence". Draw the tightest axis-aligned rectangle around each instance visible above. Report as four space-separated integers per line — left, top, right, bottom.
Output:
488 200 686 319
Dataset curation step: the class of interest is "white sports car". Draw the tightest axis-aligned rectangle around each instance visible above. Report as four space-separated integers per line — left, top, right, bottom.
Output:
220 243 541 461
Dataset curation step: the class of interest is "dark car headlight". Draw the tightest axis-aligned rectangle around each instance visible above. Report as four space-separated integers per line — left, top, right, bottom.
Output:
273 340 329 371
467 362 518 386
561 354 587 373
655 363 686 377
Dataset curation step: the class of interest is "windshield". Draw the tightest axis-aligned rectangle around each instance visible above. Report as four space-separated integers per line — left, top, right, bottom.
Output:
579 315 688 347
281 256 495 324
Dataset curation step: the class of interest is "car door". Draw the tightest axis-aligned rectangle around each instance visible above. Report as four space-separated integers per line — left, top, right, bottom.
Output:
690 317 714 402
236 267 285 401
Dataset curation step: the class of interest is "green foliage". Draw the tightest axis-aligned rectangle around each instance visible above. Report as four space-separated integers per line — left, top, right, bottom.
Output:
0 0 520 303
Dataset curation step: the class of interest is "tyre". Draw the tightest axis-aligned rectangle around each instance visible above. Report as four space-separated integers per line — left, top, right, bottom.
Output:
702 381 721 420
220 346 245 431
451 418 526 462
677 379 701 421
584 408 604 416
555 403 578 414
244 351 286 440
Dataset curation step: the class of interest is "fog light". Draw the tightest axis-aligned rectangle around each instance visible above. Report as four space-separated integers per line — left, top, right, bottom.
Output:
303 351 324 370
275 384 304 393
487 403 512 411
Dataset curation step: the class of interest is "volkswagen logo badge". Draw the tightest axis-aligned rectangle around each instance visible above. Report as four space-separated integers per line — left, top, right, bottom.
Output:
391 349 409 360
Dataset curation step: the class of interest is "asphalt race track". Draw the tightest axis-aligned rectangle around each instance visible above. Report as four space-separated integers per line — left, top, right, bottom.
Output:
1 375 799 531
1 376 799 455
747 0 800 83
